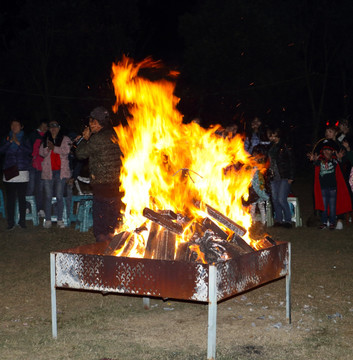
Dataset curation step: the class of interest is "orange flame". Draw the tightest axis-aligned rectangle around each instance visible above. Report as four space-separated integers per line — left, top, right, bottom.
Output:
111 56 262 257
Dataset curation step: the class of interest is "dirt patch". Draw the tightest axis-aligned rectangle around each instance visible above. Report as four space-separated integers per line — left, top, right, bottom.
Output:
0 173 353 359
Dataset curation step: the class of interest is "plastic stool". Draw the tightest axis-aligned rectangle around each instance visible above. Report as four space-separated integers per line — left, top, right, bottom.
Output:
75 199 93 232
0 189 5 218
287 196 302 227
15 195 39 226
44 197 69 226
70 194 93 224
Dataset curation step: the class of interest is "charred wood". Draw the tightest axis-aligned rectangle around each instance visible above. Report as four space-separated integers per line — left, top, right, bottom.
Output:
265 236 277 246
103 231 132 255
230 233 255 252
143 208 184 235
202 217 228 240
205 204 246 236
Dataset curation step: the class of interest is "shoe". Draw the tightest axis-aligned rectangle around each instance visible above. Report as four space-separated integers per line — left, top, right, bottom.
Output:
19 223 26 229
273 222 282 227
335 220 343 230
43 220 52 228
319 224 327 230
6 225 15 231
77 176 90 184
282 222 293 229
57 220 65 228
38 210 45 218
329 224 335 230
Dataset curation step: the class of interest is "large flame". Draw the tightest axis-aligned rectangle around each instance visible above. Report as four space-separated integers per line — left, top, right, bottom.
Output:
111 56 262 257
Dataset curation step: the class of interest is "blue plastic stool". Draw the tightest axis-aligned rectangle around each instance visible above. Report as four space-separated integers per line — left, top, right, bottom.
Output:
70 194 93 224
75 199 93 232
0 189 5 218
15 195 39 226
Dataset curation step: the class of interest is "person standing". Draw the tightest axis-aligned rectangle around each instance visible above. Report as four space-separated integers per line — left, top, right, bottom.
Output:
75 106 123 242
267 128 295 228
26 119 48 217
39 121 71 228
0 118 32 230
244 116 270 155
307 140 352 229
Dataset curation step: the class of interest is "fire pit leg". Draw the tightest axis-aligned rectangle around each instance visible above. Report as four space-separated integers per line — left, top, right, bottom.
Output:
286 242 292 324
143 297 150 310
207 265 217 360
50 253 57 339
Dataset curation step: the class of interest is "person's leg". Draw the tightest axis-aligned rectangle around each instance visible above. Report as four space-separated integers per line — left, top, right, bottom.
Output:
328 188 337 227
278 179 292 223
53 171 64 222
26 167 35 195
35 169 45 212
270 180 283 223
43 178 53 222
93 195 120 241
17 182 28 227
4 182 16 228
321 188 329 225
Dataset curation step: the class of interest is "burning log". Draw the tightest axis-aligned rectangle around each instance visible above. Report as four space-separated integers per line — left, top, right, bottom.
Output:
144 222 160 259
103 231 132 255
205 204 246 237
156 230 176 260
201 217 228 240
265 236 277 247
230 233 255 253
175 242 192 262
143 208 184 235
197 230 248 263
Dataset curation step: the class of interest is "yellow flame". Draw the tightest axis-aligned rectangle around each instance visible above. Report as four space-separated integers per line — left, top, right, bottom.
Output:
111 56 261 257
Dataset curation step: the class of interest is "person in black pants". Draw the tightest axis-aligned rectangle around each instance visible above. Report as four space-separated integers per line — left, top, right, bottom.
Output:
0 118 32 230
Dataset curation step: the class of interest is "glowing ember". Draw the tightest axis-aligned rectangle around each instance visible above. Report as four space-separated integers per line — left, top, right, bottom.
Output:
111 56 267 259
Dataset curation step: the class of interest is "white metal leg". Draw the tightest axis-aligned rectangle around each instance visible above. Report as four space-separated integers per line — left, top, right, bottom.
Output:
286 242 291 324
207 265 217 359
50 253 58 338
143 297 150 309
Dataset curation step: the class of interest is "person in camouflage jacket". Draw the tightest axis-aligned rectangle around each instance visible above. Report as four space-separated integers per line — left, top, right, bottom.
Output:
75 106 123 241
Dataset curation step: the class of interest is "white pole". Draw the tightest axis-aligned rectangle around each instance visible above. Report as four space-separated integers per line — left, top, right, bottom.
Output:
50 253 57 338
207 265 217 359
286 242 291 324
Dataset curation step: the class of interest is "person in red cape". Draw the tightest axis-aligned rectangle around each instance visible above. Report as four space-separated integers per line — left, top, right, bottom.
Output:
307 139 352 230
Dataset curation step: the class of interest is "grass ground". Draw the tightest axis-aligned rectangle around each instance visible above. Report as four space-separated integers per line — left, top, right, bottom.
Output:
0 173 353 359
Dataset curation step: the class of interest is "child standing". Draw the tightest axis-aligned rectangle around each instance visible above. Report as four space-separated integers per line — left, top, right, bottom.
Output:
307 140 352 229
242 145 270 226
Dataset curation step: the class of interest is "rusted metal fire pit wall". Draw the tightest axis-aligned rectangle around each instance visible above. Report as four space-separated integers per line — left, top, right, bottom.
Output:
50 241 291 360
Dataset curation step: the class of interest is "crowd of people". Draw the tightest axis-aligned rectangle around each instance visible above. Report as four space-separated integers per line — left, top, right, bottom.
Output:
0 107 123 242
1 111 352 240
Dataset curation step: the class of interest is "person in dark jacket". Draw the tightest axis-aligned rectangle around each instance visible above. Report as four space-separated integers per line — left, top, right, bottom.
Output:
267 127 295 228
75 106 123 241
0 118 32 230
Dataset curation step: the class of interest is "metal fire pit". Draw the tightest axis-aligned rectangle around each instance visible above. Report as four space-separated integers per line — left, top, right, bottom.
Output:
50 240 291 359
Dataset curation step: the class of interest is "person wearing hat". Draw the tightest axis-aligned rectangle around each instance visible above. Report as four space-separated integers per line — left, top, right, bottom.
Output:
75 106 123 242
307 140 352 230
39 120 71 228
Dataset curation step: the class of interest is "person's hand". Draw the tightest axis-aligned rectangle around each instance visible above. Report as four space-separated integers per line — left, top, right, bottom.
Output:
336 148 345 160
12 133 20 146
342 139 351 152
307 152 318 161
82 126 91 140
47 140 54 151
288 179 294 184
